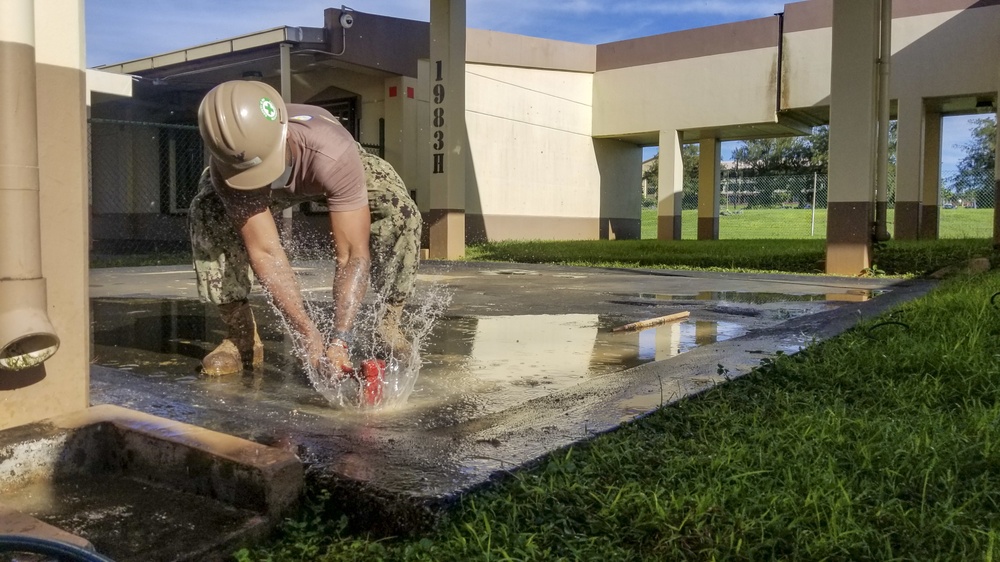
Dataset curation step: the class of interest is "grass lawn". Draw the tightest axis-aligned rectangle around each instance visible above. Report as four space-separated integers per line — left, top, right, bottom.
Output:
239 267 1000 561
466 237 994 277
640 207 994 240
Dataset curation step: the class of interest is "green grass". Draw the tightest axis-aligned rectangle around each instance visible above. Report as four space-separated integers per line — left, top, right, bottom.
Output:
89 208 991 270
466 237 994 277
640 207 994 240
238 269 1000 561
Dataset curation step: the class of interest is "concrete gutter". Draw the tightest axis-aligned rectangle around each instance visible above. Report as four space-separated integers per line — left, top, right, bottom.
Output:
0 404 304 561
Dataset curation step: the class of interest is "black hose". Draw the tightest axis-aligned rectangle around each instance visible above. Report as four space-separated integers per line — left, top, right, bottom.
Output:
0 535 115 561
991 292 1000 309
867 320 910 332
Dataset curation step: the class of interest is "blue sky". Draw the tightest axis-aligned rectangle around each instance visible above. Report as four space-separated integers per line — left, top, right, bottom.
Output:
85 1 791 66
85 1 982 175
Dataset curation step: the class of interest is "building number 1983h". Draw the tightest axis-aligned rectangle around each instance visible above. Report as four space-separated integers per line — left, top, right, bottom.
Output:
432 60 445 174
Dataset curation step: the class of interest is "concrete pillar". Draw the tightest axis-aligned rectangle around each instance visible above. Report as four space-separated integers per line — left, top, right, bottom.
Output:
427 0 466 259
894 96 921 240
826 1 880 275
697 138 721 240
920 111 942 240
0 0 90 429
656 129 684 240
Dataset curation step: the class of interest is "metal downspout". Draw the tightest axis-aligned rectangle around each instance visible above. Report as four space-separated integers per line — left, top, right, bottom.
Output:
874 0 892 242
0 0 60 370
775 11 784 114
278 42 294 236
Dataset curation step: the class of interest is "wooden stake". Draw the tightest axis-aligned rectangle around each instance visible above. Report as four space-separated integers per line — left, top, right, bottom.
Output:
611 311 690 333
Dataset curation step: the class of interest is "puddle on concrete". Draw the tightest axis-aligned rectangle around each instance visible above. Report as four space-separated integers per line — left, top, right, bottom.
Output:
403 313 747 418
621 290 881 304
479 269 542 276
91 298 760 421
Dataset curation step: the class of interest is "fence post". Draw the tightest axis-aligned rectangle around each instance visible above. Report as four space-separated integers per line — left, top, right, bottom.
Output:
811 172 818 236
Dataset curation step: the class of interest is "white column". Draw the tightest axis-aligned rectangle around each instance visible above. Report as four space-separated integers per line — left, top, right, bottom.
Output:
697 138 721 240
656 130 684 240
893 96 921 240
920 111 942 240
826 1 880 275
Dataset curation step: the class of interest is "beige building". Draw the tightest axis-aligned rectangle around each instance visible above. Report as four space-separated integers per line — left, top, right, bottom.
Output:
89 0 998 270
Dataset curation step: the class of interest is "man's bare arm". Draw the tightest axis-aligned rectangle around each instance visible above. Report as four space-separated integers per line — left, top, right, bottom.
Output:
238 207 320 344
328 206 372 337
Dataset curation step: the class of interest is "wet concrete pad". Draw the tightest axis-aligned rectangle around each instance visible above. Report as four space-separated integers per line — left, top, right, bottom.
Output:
87 261 934 533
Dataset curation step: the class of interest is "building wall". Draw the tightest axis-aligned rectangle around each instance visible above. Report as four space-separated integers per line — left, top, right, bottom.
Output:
592 18 780 137
891 6 1000 99
783 2 1000 111
466 63 594 218
460 29 640 241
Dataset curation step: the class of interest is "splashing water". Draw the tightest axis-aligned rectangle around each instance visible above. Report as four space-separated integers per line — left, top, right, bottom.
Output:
258 227 452 410
285 277 452 410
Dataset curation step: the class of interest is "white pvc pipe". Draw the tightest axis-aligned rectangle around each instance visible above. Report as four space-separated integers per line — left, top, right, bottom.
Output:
0 0 60 370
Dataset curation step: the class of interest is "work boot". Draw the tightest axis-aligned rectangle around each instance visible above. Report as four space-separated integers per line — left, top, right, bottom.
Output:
376 302 413 360
202 300 264 376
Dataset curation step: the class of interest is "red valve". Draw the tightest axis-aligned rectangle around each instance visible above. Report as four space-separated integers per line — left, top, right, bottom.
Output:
360 359 386 406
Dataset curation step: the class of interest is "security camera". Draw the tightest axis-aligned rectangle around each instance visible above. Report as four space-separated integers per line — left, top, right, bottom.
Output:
340 12 354 29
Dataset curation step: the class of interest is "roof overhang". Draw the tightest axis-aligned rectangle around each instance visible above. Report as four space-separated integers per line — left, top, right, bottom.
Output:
90 10 432 120
86 68 133 106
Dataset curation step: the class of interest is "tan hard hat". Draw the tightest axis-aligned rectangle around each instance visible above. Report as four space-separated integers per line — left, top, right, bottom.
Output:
197 80 288 190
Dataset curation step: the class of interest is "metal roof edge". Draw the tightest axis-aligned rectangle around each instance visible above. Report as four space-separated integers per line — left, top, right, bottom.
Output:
91 26 325 74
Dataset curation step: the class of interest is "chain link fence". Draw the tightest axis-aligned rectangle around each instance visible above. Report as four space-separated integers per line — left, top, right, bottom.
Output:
89 119 199 263
88 118 384 267
691 172 834 239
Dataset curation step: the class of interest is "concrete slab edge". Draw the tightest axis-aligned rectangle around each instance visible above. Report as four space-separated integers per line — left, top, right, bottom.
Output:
0 404 305 559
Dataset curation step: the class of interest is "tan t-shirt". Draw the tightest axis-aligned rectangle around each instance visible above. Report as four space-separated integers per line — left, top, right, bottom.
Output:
214 103 368 213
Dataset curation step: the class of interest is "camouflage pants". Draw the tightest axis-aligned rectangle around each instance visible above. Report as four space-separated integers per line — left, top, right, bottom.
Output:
189 145 422 306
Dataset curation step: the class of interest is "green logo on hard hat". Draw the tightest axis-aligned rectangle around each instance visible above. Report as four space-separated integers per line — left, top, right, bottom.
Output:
259 98 278 121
